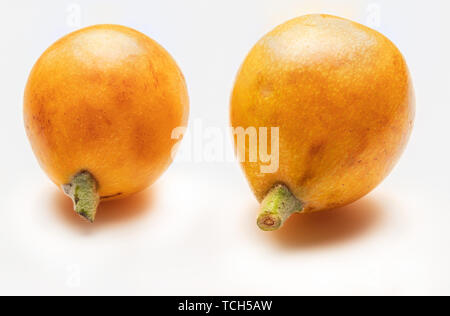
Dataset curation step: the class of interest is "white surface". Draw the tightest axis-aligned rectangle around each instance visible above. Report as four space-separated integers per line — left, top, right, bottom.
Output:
1 0 450 295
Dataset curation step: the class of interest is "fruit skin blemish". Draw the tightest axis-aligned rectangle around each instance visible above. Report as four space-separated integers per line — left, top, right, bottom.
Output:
230 14 414 231
24 24 189 222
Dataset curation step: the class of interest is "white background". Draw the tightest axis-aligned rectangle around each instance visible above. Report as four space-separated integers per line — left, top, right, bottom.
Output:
1 0 449 295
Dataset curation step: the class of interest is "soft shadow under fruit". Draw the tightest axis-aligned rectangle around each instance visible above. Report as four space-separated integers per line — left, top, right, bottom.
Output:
268 196 384 248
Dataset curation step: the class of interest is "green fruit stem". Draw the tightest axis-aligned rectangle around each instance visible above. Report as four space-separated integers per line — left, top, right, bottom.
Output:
257 184 303 231
62 170 99 223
